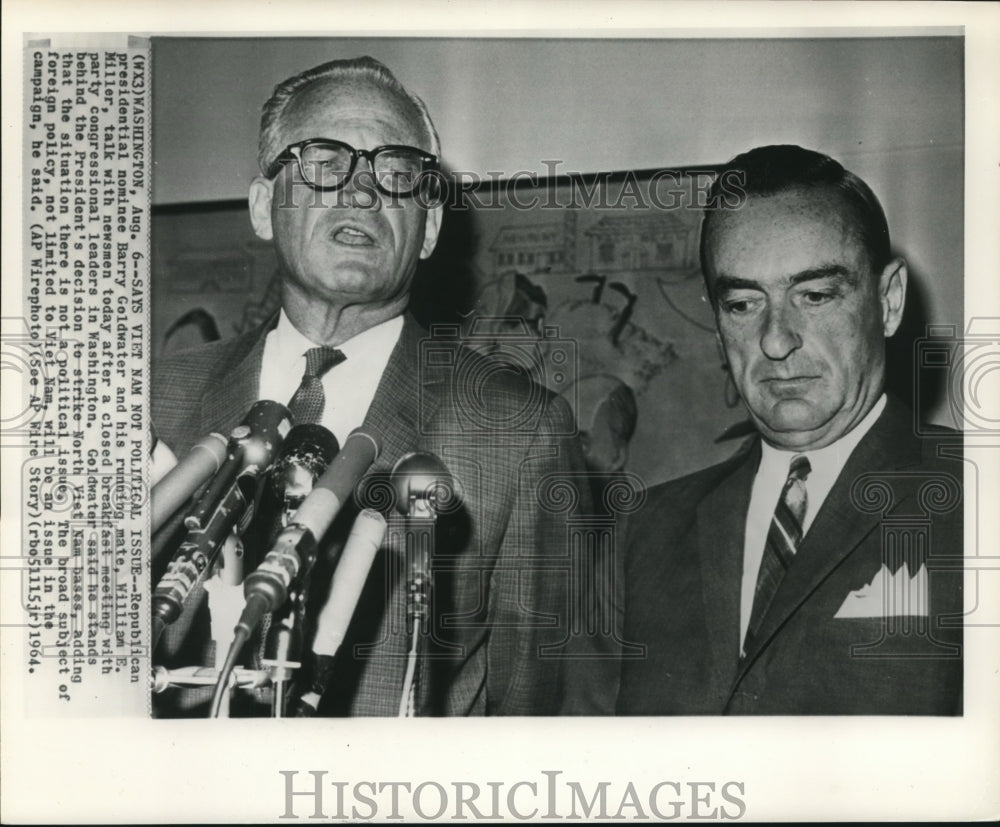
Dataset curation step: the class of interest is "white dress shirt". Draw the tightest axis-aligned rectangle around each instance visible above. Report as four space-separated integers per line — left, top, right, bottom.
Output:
739 394 887 652
258 310 403 445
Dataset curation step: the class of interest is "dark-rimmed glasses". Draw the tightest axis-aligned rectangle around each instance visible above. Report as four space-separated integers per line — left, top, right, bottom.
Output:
267 138 438 197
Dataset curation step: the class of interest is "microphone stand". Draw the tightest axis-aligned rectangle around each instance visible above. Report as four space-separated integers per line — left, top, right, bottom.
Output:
399 508 433 718
390 452 453 718
262 584 309 718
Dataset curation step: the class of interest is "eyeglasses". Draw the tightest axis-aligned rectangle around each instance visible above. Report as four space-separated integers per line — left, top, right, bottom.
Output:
267 138 438 196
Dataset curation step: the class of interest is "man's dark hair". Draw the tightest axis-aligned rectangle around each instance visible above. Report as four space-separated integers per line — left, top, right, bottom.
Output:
699 144 892 298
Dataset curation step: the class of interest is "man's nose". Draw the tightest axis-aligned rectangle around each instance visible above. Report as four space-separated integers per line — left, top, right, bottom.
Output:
341 161 381 210
759 303 802 360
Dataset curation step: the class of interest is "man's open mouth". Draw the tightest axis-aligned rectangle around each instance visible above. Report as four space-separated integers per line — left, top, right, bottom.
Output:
332 226 374 245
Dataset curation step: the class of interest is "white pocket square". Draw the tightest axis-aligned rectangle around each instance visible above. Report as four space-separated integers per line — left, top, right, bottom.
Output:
834 563 929 619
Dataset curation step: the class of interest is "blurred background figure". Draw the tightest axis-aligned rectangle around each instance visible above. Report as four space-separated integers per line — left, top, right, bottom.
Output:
561 373 638 477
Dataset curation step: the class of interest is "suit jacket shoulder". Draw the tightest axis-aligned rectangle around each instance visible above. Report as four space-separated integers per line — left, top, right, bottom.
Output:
151 326 266 456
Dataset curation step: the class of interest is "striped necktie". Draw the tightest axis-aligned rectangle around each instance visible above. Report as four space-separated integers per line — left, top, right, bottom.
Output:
287 346 346 425
743 454 811 654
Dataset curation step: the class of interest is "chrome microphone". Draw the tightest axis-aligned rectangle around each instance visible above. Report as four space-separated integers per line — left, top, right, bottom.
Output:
390 451 456 519
389 452 456 716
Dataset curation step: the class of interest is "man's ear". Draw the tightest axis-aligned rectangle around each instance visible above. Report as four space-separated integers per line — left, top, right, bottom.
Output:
608 441 629 474
249 176 275 241
419 204 443 260
879 257 908 338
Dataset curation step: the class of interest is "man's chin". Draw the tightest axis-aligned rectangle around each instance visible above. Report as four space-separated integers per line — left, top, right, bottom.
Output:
751 399 833 448
305 267 388 299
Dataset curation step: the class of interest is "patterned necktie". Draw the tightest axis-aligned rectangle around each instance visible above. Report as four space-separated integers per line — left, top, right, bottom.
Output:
287 346 346 425
743 454 811 654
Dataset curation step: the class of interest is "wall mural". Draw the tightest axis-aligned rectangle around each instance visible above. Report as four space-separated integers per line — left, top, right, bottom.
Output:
151 172 750 488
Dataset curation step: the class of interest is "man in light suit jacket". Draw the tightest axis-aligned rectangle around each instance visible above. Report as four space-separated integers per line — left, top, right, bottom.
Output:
610 145 963 715
152 56 591 716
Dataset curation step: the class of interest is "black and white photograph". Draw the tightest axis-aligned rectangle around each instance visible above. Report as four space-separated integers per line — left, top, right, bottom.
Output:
2 1 998 823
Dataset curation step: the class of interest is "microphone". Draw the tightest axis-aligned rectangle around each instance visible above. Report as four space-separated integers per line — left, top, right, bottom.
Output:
236 428 382 637
295 508 387 716
269 423 340 524
391 452 455 518
262 424 340 713
390 452 454 616
389 452 456 717
151 433 228 533
183 400 293 532
151 401 292 635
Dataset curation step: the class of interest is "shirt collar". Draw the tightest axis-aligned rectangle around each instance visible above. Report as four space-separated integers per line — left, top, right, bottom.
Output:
272 308 404 366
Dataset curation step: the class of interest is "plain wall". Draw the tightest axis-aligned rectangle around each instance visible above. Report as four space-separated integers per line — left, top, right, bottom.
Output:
151 35 964 425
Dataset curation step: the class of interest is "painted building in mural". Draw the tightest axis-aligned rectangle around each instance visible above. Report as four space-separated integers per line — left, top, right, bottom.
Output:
488 211 578 276
584 213 697 272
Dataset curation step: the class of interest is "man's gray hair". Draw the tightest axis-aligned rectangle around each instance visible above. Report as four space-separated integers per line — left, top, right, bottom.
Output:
258 55 441 176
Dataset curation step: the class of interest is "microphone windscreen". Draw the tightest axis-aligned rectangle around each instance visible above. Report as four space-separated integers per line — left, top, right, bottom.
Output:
270 423 340 499
293 428 381 539
312 509 386 657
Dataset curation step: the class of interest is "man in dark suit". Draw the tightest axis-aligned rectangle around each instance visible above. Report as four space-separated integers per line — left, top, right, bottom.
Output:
612 145 963 715
152 56 591 716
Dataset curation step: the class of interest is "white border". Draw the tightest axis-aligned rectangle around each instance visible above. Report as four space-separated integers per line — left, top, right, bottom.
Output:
2 2 998 823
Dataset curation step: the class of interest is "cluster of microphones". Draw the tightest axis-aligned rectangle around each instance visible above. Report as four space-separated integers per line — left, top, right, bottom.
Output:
149 400 454 718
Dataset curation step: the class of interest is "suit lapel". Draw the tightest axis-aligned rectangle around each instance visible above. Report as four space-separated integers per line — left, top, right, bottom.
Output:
695 441 759 702
362 314 444 474
199 321 272 436
734 397 923 678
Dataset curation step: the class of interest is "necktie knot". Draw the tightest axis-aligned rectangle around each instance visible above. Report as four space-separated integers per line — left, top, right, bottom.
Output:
304 346 346 380
788 454 811 483
783 454 811 526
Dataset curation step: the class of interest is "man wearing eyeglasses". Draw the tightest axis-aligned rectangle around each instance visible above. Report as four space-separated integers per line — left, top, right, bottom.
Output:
152 57 593 717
